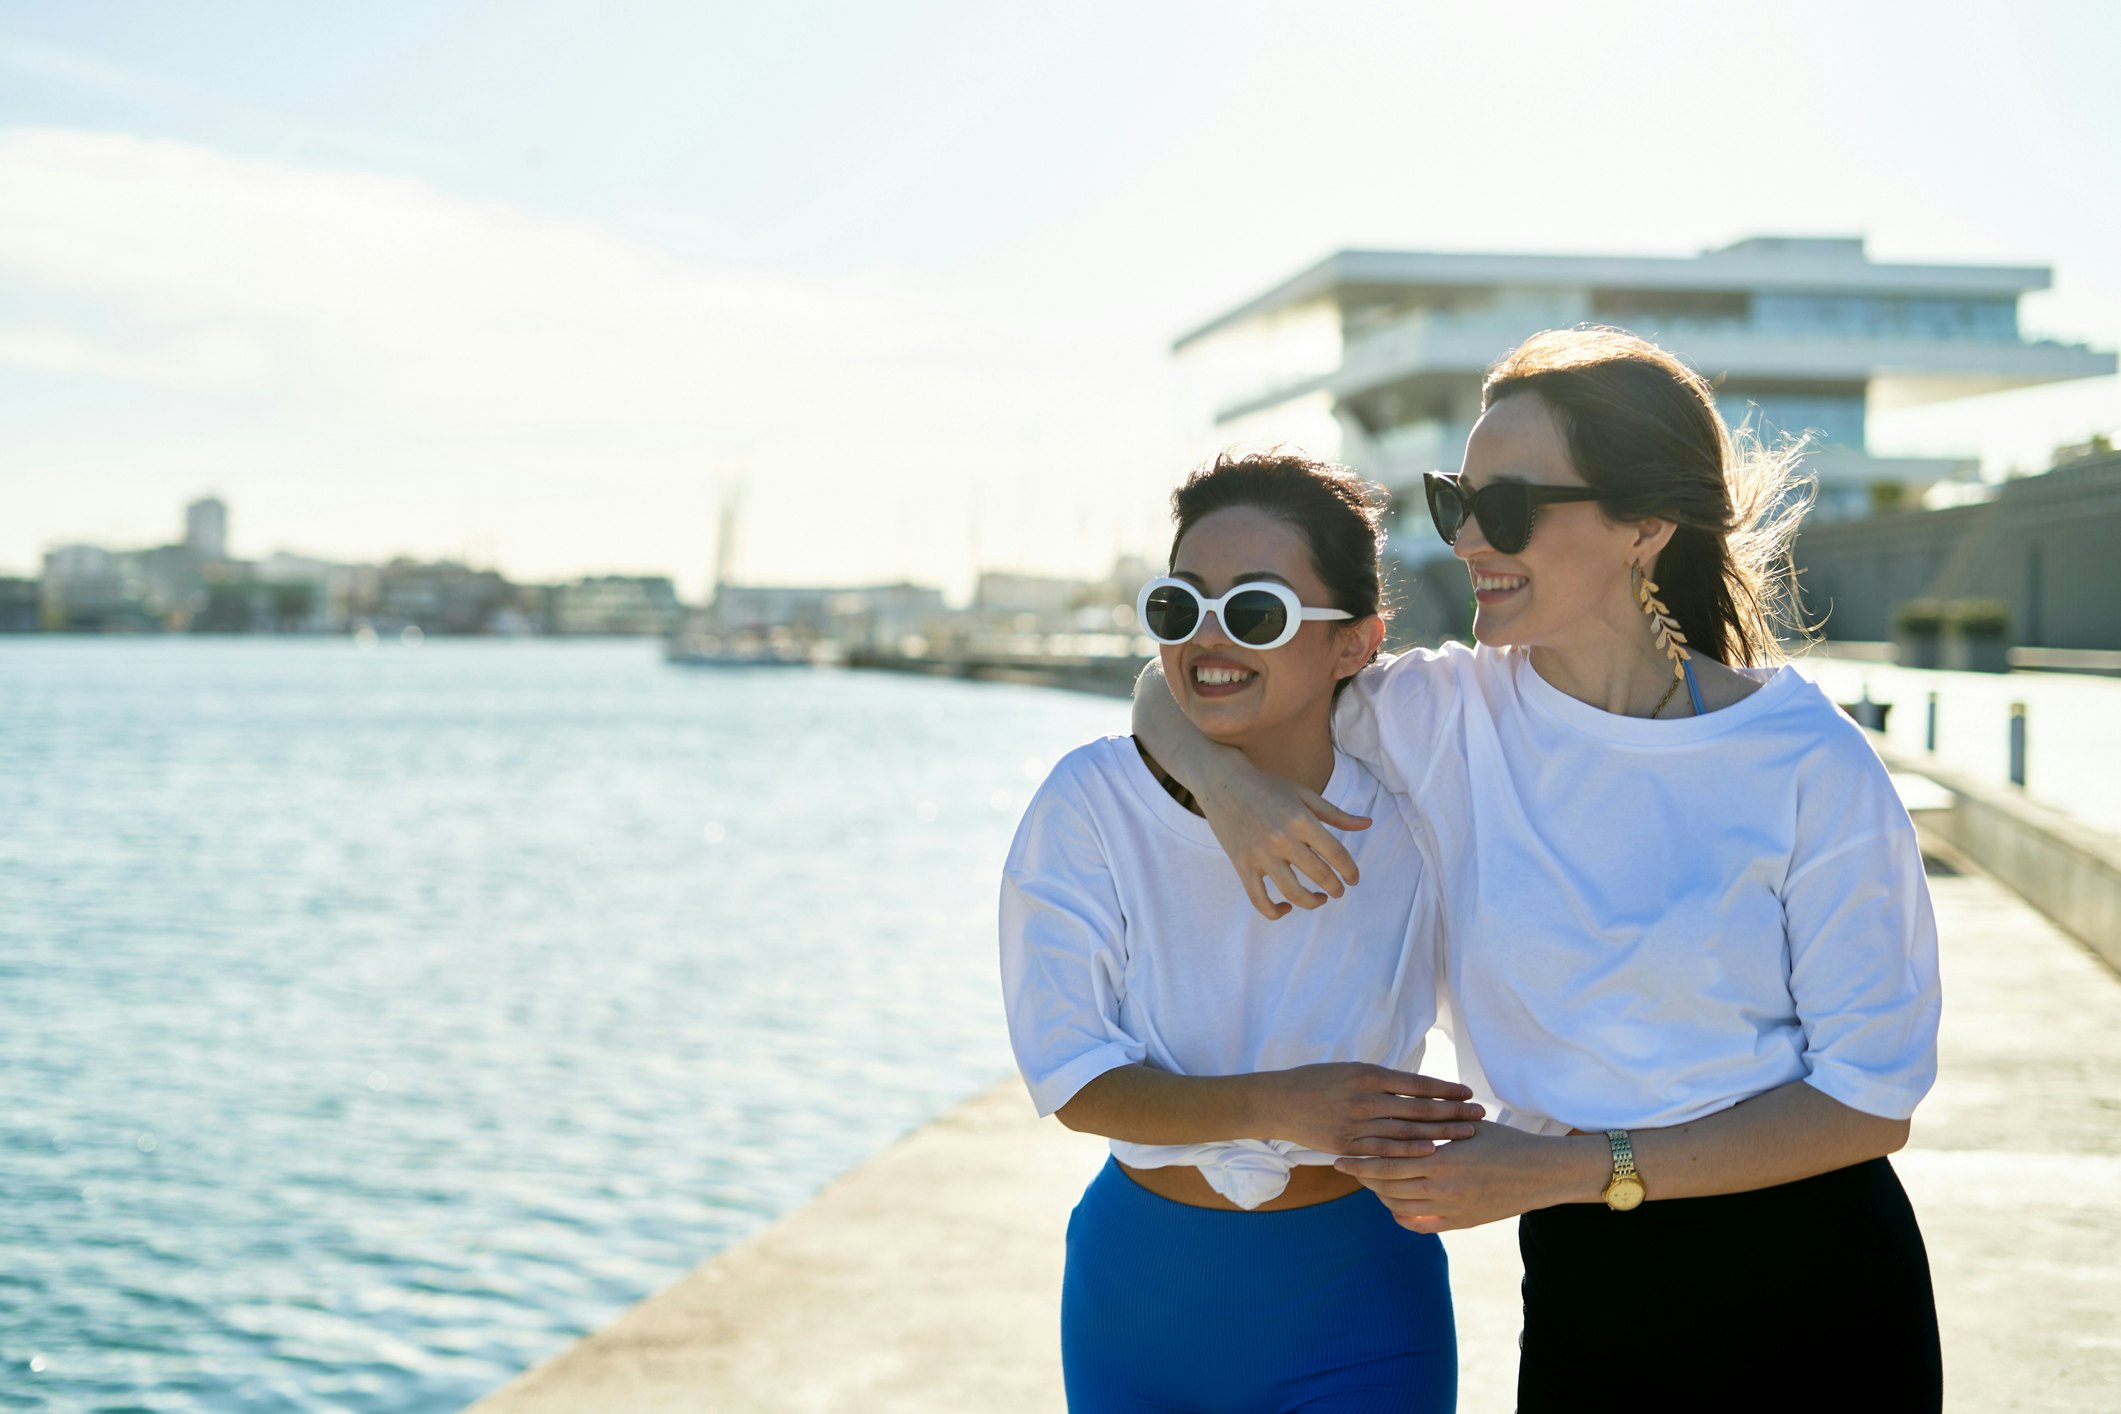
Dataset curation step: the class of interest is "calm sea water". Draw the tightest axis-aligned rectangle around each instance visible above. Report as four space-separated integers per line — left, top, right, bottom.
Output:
0 639 1123 1413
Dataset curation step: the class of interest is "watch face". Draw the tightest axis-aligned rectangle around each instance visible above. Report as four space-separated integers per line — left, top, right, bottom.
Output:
1605 1178 1645 1212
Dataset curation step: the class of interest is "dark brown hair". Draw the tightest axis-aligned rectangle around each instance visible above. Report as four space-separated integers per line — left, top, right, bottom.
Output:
1168 450 1389 695
1483 327 1812 667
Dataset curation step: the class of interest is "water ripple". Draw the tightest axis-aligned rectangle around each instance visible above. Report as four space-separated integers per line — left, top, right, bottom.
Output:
0 638 1122 1412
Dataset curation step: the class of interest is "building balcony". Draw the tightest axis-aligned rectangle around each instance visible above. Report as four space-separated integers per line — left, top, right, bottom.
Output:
1212 311 2115 425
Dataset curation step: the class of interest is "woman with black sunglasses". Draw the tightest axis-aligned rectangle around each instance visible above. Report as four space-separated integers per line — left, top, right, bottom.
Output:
1000 452 1477 1412
1130 328 1944 1411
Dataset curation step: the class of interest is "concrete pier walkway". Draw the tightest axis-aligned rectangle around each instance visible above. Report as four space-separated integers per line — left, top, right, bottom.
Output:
467 842 2121 1414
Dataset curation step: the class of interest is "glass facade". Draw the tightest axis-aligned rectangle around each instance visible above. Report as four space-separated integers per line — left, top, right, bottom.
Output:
1587 289 2020 341
1752 293 2017 339
1724 389 1867 449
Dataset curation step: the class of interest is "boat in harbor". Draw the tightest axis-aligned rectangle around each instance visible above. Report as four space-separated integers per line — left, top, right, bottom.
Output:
663 483 836 667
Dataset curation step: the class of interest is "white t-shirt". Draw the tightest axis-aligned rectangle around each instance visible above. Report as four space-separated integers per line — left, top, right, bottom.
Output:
999 735 1440 1209
1334 642 1941 1134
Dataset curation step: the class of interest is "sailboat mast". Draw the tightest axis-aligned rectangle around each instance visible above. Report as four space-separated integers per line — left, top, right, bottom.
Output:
712 485 743 622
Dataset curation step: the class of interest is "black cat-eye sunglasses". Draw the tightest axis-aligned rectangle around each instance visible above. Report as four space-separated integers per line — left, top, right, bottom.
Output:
1423 472 1610 555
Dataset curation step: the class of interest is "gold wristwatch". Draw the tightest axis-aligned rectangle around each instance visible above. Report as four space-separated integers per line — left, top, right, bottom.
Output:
1602 1129 1645 1211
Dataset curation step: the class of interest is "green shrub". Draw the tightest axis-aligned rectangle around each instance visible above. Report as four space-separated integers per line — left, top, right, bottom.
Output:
1948 599 2011 638
1893 599 1946 636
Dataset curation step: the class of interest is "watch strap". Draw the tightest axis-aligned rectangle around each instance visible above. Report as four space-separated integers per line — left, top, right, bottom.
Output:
1606 1128 1637 1182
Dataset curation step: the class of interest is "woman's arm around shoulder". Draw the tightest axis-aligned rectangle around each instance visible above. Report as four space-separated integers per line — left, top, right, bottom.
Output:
1128 651 1446 920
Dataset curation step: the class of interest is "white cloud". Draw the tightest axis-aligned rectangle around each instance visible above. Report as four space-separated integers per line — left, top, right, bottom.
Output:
0 324 266 390
0 127 948 437
0 127 1175 592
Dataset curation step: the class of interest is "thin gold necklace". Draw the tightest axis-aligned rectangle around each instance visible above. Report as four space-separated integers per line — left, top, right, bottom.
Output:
1647 676 1683 719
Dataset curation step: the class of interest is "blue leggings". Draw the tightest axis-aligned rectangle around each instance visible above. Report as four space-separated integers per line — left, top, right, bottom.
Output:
1061 1158 1456 1413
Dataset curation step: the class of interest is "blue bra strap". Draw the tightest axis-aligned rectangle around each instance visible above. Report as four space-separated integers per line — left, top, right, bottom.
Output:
1682 656 1707 716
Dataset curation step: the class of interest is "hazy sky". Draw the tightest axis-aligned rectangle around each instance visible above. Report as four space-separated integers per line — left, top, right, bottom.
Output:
4 1 2117 600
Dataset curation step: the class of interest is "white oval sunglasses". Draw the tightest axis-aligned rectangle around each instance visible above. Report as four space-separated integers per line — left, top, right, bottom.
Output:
1135 577 1352 651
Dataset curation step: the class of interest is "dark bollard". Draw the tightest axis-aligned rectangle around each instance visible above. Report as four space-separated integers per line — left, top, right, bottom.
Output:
1926 691 1938 753
2009 701 2027 787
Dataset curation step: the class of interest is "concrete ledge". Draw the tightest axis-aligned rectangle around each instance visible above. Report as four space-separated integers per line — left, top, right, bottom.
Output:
1877 735 2121 973
2011 645 2121 677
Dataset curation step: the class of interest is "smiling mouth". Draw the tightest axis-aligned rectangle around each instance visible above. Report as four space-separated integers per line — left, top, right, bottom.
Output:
1190 661 1258 696
1471 571 1527 601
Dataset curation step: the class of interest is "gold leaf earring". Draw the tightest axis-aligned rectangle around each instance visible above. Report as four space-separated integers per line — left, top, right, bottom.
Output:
1633 563 1690 681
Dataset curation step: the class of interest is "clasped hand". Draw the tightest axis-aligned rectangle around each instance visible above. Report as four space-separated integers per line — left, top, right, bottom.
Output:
1336 1121 1582 1233
1263 1063 1484 1159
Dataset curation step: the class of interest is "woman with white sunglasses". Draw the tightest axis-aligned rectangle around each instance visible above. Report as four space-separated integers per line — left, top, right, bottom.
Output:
1000 451 1471 1412
1130 328 1944 1410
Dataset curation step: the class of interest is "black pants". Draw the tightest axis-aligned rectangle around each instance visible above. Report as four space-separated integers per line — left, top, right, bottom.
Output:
1516 1158 1941 1413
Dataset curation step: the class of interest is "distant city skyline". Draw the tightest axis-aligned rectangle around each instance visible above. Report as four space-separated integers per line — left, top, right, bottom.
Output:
3 3 2118 599
14 485 1023 605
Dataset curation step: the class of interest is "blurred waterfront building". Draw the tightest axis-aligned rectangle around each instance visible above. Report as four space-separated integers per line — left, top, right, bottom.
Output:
693 581 949 656
137 544 210 626
187 551 376 634
550 575 684 636
0 576 40 632
185 496 229 561
39 544 154 630
255 552 372 633
1082 554 1162 627
823 582 948 655
971 558 1160 636
196 576 320 633
1795 444 2121 650
1176 235 2116 642
38 495 234 630
930 557 1160 659
972 571 1084 633
710 585 844 637
372 559 518 635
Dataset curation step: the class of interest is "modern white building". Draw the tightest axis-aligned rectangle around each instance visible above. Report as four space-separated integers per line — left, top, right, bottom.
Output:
1174 236 2116 530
